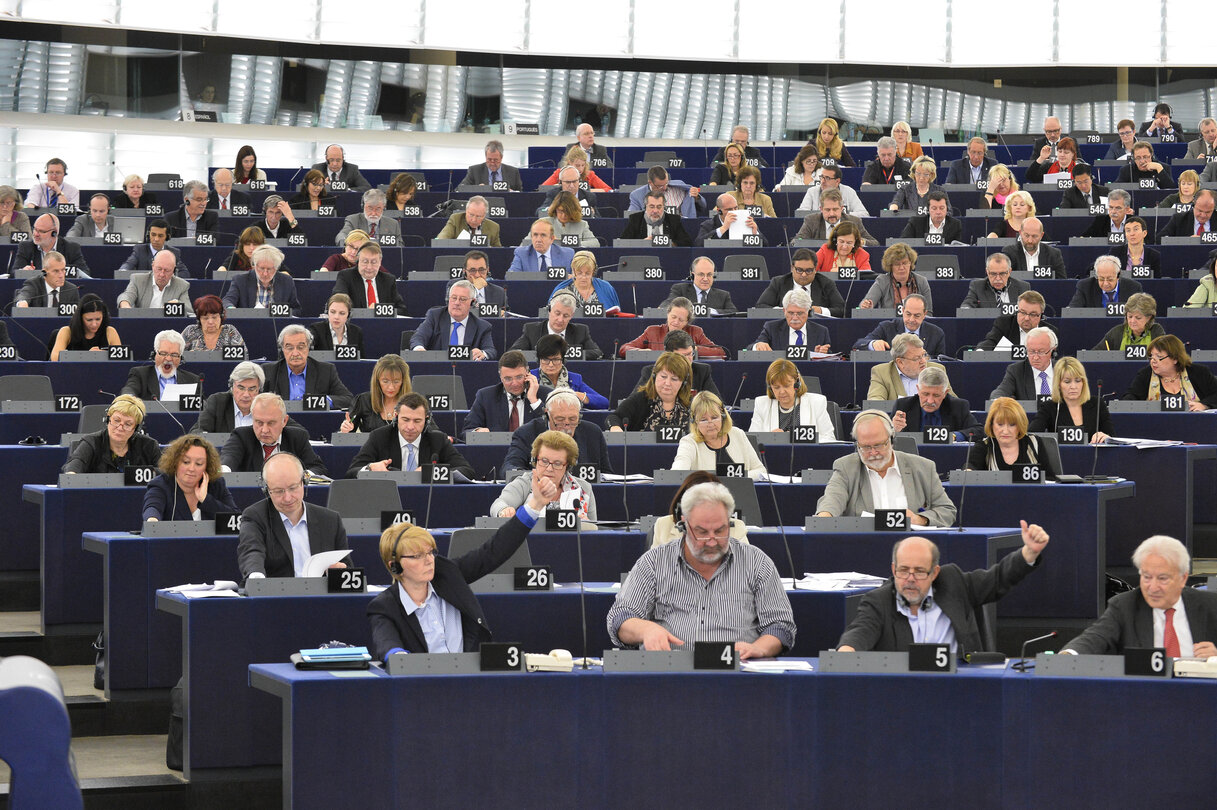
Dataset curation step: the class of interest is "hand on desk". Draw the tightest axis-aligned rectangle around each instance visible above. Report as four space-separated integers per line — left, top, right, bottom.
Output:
368 459 393 472
1192 641 1217 658
639 623 685 651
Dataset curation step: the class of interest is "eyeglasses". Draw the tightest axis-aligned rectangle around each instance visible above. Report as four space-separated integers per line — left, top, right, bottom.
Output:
894 567 933 581
1016 309 1042 319
549 416 579 427
501 374 530 385
696 415 722 424
267 482 304 498
155 351 182 360
857 439 892 454
401 550 438 562
1026 349 1053 357
689 526 730 542
534 458 568 471
1149 354 1171 363
539 356 563 366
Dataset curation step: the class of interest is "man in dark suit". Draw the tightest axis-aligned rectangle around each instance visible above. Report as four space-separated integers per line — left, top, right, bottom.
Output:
751 288 832 352
263 324 354 410
13 251 82 308
220 393 326 474
118 220 189 277
409 280 498 360
332 242 405 313
503 389 613 472
311 144 372 193
207 168 251 211
694 194 765 247
853 294 945 356
120 329 201 401
459 140 523 191
989 327 1059 400
899 191 962 243
456 250 507 309
509 292 604 358
1116 142 1175 188
1158 189 1216 239
1082 189 1133 238
569 124 613 167
892 366 981 441
255 195 303 241
1061 535 1217 657
191 361 265 433
632 331 721 399
1001 217 1067 278
961 253 1030 309
1031 116 1064 162
755 247 845 316
860 138 910 185
1058 164 1109 209
237 453 349 582
620 189 691 246
221 246 302 315
346 393 474 478
537 167 598 217
164 181 219 238
1068 255 1143 308
1137 103 1185 140
944 137 997 185
14 214 91 277
464 351 552 435
837 521 1049 656
663 256 738 314
977 292 1056 351
792 189 878 245
710 125 768 167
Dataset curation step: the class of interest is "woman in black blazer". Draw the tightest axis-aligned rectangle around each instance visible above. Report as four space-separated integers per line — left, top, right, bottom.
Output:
307 293 365 354
605 352 692 432
967 397 1057 480
141 435 236 521
1027 357 1114 443
62 394 162 474
337 353 435 435
1123 334 1217 411
366 473 553 660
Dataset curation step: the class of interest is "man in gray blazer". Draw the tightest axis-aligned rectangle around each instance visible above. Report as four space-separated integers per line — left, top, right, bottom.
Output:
334 188 401 246
117 250 193 313
459 140 523 191
1185 118 1217 160
1061 535 1217 657
961 253 1031 309
237 453 350 582
119 220 189 276
814 410 957 527
311 144 372 193
66 193 117 238
793 190 878 245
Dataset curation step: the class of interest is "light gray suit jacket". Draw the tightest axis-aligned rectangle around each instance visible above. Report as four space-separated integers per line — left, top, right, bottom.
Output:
335 213 403 246
67 216 117 238
815 450 957 527
116 272 194 313
1184 138 1216 160
489 473 597 522
866 361 953 401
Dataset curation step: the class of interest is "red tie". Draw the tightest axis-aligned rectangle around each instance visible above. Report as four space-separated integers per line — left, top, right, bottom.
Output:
1198 224 1205 237
365 278 377 306
1164 607 1181 657
369 222 377 238
508 396 521 432
221 198 228 210
262 444 276 461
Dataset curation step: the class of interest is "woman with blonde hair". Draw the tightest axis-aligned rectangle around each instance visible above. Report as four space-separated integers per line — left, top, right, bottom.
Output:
672 391 767 480
813 117 855 167
988 190 1035 238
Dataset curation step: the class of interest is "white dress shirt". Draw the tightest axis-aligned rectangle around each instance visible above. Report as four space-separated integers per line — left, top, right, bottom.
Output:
1154 598 1195 657
865 457 909 511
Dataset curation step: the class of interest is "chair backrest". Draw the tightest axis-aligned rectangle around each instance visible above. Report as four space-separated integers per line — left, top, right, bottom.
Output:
619 255 664 276
326 478 403 518
641 151 678 165
446 529 531 577
432 255 467 275
147 172 181 184
0 375 54 401
893 434 918 455
916 253 959 280
398 331 415 351
77 404 109 434
722 254 769 279
801 376 822 394
410 375 469 409
718 476 763 526
825 400 843 442
1030 433 1064 478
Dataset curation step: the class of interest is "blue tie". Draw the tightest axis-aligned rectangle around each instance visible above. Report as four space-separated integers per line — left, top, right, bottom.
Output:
539 254 548 274
405 443 416 472
795 331 804 347
450 320 461 346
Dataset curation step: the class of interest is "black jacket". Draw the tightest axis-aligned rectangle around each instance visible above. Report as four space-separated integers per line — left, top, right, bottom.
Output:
164 207 219 238
1062 587 1217 655
1067 277 1144 308
976 315 1059 352
755 272 844 318
1028 397 1114 441
61 429 162 474
510 321 604 360
619 211 691 246
346 424 474 479
900 215 963 244
503 419 613 473
237 500 349 581
120 365 201 401
220 425 327 475
332 268 406 314
261 356 354 411
1124 364 1217 408
894 394 982 441
663 282 738 314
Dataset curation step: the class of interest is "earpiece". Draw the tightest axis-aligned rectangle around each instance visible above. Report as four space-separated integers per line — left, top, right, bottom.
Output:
388 531 405 576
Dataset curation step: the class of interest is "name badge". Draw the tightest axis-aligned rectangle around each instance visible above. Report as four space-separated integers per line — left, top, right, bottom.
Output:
317 205 336 217
656 426 682 443
221 345 246 361
330 181 348 192
327 568 365 593
742 233 761 247
103 231 122 245
232 205 250 216
583 303 604 317
145 204 163 216
1013 464 1044 483
423 464 451 484
514 567 553 591
1057 179 1074 190
379 234 398 247
215 512 242 534
164 301 186 318
923 426 950 444
303 395 328 411
287 233 306 246
693 641 736 670
269 303 291 317
335 345 361 360
837 267 857 281
574 464 599 483
1125 344 1147 360
125 465 158 486
55 394 81 411
716 462 745 478
1058 426 1085 445
1130 265 1152 279
791 425 817 443
426 394 450 410
643 266 664 280
469 234 488 247
875 509 907 531
786 345 808 360
194 232 215 246
652 234 671 247
380 510 415 530
480 642 523 671
560 234 580 247
107 345 132 361
448 345 471 361
924 233 943 246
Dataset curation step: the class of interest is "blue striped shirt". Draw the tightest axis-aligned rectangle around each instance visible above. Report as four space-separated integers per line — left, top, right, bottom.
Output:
607 538 796 651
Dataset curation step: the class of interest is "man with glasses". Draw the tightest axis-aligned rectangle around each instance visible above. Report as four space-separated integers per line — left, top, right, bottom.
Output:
1059 164 1109 210
794 189 878 246
333 241 405 313
220 393 327 475
1186 117 1217 160
1116 142 1174 188
962 253 1030 309
608 481 795 658
336 189 401 245
711 125 768 167
867 333 955 401
491 429 596 522
437 196 502 246
798 165 870 217
191 361 268 433
453 250 507 307
1032 116 1064 163
117 249 193 312
836 519 1048 655
346 392 474 478
1060 534 1217 656
14 213 91 278
460 140 523 192
854 294 945 357
262 323 354 410
814 409 956 527
165 180 218 238
664 257 738 314
539 166 597 217
410 279 497 360
694 194 764 248
892 366 981 441
945 137 996 185
24 157 79 209
1068 255 1142 308
990 326 1059 401
751 289 831 353
1104 119 1138 161
632 330 721 399
504 389 613 474
238 452 348 582
465 351 551 435
1083 188 1134 238
120 329 201 401
756 248 845 316
510 293 604 359
1158 188 1216 239
978 289 1057 351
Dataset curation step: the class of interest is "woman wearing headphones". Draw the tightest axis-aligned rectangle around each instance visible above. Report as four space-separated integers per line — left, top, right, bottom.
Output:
142 434 237 521
748 358 837 439
61 394 161 474
49 293 122 360
671 391 767 480
649 471 749 548
490 430 596 524
607 352 693 432
367 465 557 660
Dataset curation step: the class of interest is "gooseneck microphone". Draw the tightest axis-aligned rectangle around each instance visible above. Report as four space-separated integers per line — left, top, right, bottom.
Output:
1086 380 1105 481
572 496 590 669
757 444 801 590
1013 630 1058 672
619 418 630 524
423 452 439 528
727 372 748 412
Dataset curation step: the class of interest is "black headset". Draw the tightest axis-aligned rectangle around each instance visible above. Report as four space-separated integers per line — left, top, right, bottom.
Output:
388 533 405 576
766 372 804 399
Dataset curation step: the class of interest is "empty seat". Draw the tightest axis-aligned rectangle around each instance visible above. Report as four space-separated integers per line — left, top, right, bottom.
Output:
77 404 109 434
0 375 54 401
411 375 468 410
722 254 770 280
326 478 403 518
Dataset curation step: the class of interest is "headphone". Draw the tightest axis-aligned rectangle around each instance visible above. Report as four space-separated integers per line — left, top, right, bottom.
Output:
388 533 405 575
766 373 804 399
